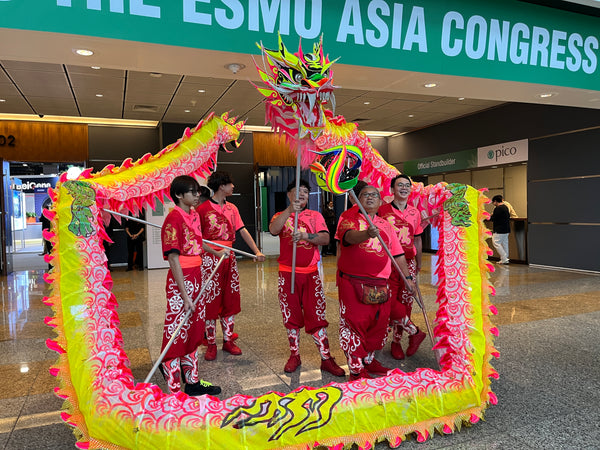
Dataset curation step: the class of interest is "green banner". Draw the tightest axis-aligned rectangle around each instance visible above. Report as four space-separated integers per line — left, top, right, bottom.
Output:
403 149 477 176
1 1 600 90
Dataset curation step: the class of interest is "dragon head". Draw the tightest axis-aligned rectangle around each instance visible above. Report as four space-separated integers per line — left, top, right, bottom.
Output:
254 35 337 140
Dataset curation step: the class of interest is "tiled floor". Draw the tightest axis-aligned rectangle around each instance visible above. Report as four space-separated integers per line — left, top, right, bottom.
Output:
1 250 599 449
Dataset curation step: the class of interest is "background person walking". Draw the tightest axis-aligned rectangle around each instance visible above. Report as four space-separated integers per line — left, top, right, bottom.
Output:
491 194 511 264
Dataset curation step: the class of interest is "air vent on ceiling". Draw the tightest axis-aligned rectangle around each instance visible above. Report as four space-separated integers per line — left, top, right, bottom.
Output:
132 104 159 112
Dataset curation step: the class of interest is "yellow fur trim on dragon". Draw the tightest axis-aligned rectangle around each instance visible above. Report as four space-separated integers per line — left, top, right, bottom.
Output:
44 41 498 449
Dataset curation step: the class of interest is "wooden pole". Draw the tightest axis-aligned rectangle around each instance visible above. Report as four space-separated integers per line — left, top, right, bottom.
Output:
348 190 438 363
104 209 257 259
143 254 227 383
290 147 302 294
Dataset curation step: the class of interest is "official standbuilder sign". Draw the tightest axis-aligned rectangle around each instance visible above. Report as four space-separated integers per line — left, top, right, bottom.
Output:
404 139 528 175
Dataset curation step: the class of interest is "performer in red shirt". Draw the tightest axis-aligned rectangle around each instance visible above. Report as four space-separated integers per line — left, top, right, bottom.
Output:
378 174 426 360
160 175 223 396
337 185 415 380
269 180 345 377
334 180 367 265
197 171 265 361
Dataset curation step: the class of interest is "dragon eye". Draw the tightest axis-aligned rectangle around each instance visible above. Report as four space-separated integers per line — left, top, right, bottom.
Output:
276 72 286 85
294 72 303 83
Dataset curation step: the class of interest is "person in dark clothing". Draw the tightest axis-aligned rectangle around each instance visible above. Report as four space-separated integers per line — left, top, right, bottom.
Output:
321 200 337 256
102 217 118 271
490 195 510 264
40 203 53 256
125 213 145 270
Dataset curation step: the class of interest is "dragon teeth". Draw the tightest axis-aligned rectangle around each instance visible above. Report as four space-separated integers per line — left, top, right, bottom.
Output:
308 92 316 111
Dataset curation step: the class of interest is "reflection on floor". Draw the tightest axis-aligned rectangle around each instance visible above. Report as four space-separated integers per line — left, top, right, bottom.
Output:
1 253 599 449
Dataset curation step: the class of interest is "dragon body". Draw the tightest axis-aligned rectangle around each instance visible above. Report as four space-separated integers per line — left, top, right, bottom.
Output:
45 39 498 449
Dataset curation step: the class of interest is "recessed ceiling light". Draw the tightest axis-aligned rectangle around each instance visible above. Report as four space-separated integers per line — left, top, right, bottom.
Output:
95 94 103 97
408 114 415 118
539 92 555 98
74 48 94 56
458 97 465 101
363 101 371 105
198 89 205 93
22 163 27 167
149 72 162 78
91 66 101 70
184 109 191 113
423 82 437 88
0 99 5 102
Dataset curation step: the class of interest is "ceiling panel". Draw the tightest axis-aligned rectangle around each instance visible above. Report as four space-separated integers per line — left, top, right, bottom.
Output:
7 70 72 98
0 82 22 97
181 76 233 86
173 81 229 99
2 60 63 72
366 91 442 102
126 71 181 95
124 111 164 121
0 59 508 131
162 111 203 123
69 73 124 93
78 101 123 117
404 112 457 126
0 96 32 114
125 91 174 104
375 99 434 115
0 70 12 84
414 100 492 115
123 101 167 120
170 92 223 108
436 96 500 106
339 97 393 111
66 65 125 78
241 109 268 123
28 96 77 111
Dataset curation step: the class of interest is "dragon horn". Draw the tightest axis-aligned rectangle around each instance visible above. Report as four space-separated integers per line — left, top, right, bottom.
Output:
309 161 326 173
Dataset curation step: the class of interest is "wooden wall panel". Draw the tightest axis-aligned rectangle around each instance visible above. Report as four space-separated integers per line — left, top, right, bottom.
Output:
0 121 88 162
253 132 296 167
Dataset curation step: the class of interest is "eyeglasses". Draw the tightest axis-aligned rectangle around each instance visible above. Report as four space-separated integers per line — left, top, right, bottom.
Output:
396 183 411 188
360 192 380 198
187 189 200 195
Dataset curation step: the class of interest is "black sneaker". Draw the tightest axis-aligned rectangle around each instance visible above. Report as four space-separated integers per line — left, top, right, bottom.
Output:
184 380 221 396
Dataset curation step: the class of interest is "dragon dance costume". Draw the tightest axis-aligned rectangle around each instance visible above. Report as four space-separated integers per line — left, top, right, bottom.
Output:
378 202 425 357
336 208 404 377
45 35 498 448
197 199 243 355
271 208 343 374
160 206 204 393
